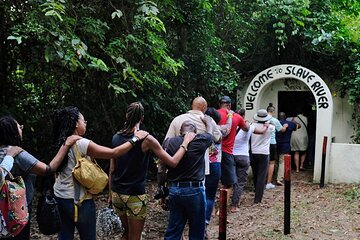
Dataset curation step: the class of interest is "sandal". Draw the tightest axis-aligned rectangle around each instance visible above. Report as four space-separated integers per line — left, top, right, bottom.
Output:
276 181 284 186
230 207 240 213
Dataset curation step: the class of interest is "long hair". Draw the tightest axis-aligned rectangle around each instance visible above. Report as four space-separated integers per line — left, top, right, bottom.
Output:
118 102 144 134
52 106 80 172
0 116 22 146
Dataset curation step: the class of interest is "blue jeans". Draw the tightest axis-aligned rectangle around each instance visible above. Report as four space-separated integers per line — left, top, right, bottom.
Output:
165 186 206 240
231 155 250 206
205 162 221 224
55 197 96 240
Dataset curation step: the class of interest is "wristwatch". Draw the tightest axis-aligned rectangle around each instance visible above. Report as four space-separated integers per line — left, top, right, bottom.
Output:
129 136 140 146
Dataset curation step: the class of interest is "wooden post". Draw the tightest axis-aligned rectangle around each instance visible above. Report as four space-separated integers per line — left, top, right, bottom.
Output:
320 136 328 188
219 189 227 240
284 154 291 235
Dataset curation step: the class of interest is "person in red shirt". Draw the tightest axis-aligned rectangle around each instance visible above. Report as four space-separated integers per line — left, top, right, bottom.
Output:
217 96 249 191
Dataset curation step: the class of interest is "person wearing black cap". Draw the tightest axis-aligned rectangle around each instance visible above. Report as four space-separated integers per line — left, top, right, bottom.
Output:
250 109 274 203
217 96 249 192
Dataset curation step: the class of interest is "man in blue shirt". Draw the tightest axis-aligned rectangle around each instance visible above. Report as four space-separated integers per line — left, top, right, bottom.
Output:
276 112 300 184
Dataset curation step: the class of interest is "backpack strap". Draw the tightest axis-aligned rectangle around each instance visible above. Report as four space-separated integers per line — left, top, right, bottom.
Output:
70 145 88 223
296 115 307 130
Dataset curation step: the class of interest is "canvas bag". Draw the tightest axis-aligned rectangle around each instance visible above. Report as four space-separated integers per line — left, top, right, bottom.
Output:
71 144 108 195
96 204 122 237
0 168 28 238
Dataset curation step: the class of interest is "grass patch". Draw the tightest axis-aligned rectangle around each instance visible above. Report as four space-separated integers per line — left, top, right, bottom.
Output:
343 185 360 201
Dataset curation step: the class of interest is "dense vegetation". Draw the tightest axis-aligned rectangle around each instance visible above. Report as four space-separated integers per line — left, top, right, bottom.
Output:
1 0 359 159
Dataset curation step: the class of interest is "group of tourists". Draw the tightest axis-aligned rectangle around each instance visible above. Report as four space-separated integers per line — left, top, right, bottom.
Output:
0 96 310 240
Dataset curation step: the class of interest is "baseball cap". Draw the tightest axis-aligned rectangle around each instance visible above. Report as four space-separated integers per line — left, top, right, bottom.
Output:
220 96 232 103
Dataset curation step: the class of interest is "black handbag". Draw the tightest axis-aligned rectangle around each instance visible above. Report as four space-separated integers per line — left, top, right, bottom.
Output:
36 176 61 235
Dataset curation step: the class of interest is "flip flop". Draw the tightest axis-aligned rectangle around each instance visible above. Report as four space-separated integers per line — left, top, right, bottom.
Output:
276 181 284 186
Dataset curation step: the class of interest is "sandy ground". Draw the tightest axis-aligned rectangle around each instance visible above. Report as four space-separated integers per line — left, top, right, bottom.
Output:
31 169 360 240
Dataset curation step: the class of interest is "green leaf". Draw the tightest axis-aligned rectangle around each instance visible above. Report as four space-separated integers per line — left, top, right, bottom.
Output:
44 10 63 21
111 9 123 19
7 35 22 44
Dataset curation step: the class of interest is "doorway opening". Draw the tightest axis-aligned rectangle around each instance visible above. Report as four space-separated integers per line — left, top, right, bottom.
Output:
277 91 314 117
278 91 317 171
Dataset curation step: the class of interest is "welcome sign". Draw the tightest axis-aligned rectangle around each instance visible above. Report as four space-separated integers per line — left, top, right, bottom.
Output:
245 65 331 110
243 64 333 183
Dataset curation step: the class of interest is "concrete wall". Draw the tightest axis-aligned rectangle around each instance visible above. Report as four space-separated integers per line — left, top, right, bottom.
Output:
332 96 354 143
238 74 358 183
329 143 360 183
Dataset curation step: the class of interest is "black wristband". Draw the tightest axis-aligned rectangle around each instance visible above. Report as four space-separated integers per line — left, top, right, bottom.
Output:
128 136 140 146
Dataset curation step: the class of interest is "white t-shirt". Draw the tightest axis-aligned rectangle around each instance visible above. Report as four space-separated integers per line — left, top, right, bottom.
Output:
233 124 255 156
250 123 275 155
54 138 92 200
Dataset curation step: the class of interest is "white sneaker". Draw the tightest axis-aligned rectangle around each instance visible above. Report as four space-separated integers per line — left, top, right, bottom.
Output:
265 183 275 189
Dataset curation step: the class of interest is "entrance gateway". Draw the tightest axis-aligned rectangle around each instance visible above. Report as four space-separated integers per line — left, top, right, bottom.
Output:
243 64 333 183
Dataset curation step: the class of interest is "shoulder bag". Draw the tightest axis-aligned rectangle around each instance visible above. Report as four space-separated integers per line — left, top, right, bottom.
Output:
71 144 108 195
36 176 61 235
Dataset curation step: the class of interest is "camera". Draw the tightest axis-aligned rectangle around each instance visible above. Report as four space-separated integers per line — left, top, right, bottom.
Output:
154 185 169 200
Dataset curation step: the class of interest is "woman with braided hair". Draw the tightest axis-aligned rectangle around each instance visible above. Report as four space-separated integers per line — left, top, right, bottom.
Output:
0 115 80 240
52 106 150 240
109 102 195 240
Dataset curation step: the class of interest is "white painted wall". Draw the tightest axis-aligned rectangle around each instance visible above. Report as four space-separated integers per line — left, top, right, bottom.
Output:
237 64 357 183
329 143 360 183
332 96 355 143
238 79 355 143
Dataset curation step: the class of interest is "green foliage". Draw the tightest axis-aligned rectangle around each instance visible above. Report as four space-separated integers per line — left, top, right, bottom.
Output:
1 0 360 154
343 185 360 201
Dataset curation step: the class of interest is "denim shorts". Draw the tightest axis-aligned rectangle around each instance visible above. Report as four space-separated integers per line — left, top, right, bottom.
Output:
111 192 148 220
220 151 237 185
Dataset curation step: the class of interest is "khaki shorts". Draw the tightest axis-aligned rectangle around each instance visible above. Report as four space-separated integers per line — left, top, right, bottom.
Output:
111 192 148 220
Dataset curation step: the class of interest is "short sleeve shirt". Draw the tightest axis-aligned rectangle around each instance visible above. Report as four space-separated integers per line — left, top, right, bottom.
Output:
270 117 283 144
164 110 221 175
217 108 246 154
250 123 275 155
276 120 296 154
233 124 255 156
54 138 91 200
165 133 212 182
0 147 38 205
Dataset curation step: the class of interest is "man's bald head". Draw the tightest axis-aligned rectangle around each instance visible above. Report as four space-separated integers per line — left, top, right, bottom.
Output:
279 112 286 120
192 96 208 113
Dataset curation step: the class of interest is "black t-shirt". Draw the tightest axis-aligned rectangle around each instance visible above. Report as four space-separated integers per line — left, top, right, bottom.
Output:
111 133 149 195
164 133 212 182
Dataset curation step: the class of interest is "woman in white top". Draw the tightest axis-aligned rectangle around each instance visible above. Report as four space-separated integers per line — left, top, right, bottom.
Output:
52 106 149 240
230 109 268 212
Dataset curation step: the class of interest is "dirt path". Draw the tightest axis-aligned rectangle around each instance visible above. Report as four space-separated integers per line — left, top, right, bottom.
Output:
31 169 360 239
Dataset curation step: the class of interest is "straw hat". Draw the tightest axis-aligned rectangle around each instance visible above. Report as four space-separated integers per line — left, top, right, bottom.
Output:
253 109 272 122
